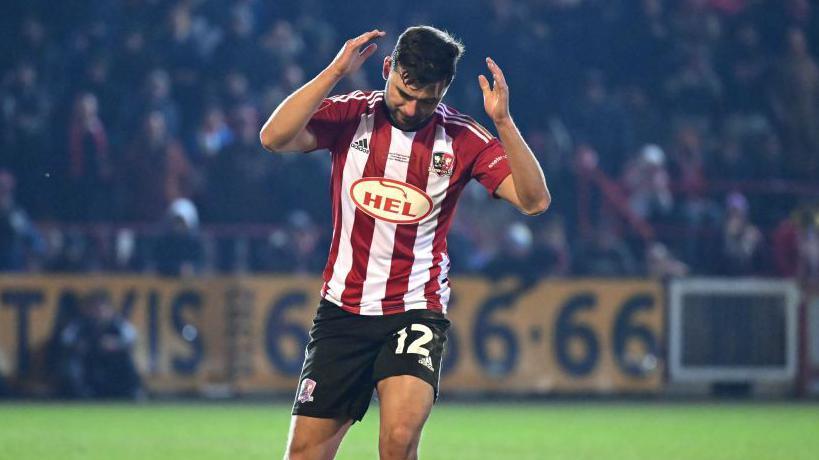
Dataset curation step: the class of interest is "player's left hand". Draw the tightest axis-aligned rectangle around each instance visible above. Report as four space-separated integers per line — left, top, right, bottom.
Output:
478 57 511 125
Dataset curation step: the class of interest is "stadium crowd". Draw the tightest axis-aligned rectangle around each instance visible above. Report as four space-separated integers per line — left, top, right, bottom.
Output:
1 0 818 280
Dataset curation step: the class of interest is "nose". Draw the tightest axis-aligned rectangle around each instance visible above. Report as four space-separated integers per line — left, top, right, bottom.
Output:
402 100 417 118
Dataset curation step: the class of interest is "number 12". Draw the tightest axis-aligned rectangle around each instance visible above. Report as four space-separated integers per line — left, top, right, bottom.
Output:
395 324 433 356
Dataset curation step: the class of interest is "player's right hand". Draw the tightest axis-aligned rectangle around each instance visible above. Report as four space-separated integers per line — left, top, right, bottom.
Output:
326 29 386 80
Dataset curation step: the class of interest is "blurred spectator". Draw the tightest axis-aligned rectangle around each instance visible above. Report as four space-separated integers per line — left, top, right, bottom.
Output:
751 131 786 181
113 228 147 272
110 29 154 105
0 0 818 278
565 70 630 176
663 47 723 130
71 54 118 123
576 225 639 277
253 210 328 274
280 62 308 95
211 5 261 79
17 16 61 85
202 104 275 222
768 27 819 179
287 210 327 274
666 125 723 270
709 132 754 181
623 144 675 226
773 203 819 280
721 21 768 115
253 228 295 274
1 62 50 159
483 222 545 286
719 192 765 275
0 169 44 271
530 215 572 277
773 207 804 277
57 290 143 399
620 0 672 93
672 0 723 47
221 70 255 113
798 213 819 281
66 92 113 221
259 19 305 66
153 198 204 277
120 69 181 138
192 105 233 161
123 111 196 221
46 229 104 273
0 61 51 215
645 241 689 279
669 124 708 198
161 5 211 127
622 86 665 149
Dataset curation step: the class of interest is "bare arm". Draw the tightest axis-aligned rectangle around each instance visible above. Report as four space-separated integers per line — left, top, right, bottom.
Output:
259 29 385 153
478 57 550 215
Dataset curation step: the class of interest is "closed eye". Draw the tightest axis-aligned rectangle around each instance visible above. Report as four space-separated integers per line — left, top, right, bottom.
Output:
397 87 437 105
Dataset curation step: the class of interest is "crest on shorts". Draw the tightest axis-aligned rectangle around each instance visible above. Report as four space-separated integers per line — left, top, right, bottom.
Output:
429 151 455 176
297 378 316 403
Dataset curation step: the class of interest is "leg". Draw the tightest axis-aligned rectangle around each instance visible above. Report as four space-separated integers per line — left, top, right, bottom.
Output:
376 375 435 460
287 301 382 459
284 415 353 460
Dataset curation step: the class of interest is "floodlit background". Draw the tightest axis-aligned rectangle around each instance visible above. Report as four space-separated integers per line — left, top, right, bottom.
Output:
1 0 818 459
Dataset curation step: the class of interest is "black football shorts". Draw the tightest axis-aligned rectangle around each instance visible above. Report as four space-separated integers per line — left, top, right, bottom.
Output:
292 298 450 422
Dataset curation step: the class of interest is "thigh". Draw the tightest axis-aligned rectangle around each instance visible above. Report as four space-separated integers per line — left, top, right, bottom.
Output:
372 313 449 400
285 415 353 460
376 375 435 424
293 302 381 421
376 375 435 458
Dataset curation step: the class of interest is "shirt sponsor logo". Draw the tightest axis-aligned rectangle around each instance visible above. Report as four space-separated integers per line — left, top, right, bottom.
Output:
350 178 433 224
488 154 507 169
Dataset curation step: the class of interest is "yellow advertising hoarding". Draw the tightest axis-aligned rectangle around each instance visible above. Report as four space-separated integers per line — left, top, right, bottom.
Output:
0 276 663 394
0 276 227 392
441 278 663 392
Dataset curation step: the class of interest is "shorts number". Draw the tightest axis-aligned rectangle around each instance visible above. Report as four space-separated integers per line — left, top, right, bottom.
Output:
395 324 433 357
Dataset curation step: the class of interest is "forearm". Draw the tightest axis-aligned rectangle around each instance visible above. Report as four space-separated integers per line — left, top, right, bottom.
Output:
259 68 342 150
495 117 550 211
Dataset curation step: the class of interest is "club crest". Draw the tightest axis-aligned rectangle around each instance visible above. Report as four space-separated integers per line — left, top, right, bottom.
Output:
297 378 316 403
429 151 455 176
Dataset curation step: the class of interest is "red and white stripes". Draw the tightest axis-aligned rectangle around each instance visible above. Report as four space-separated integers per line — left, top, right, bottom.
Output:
318 94 500 316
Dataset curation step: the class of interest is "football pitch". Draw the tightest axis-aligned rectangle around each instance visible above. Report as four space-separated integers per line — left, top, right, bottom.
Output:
1 401 816 459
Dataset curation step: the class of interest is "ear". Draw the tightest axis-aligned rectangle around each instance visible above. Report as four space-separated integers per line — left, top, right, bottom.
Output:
382 56 391 81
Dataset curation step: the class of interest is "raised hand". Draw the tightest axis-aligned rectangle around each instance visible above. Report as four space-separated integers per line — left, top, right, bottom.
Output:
478 57 511 124
327 29 386 80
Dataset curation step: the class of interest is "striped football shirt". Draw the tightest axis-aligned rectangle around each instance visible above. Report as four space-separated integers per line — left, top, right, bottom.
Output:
306 90 512 315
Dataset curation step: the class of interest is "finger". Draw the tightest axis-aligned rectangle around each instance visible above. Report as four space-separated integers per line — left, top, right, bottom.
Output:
359 43 378 59
478 74 491 94
353 29 386 45
487 60 506 87
486 57 507 87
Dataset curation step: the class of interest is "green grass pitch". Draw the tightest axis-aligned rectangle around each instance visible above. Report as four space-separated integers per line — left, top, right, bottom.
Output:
1 401 817 459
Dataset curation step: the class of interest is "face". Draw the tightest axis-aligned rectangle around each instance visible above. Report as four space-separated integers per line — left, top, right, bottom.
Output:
383 57 448 131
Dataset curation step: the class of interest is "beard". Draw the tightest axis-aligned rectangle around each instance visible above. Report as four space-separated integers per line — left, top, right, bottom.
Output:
386 106 429 131
383 94 433 131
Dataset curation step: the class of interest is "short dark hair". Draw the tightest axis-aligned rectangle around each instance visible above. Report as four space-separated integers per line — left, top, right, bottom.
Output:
391 26 464 87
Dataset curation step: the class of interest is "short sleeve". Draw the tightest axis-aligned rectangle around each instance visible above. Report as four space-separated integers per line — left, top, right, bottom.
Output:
472 138 512 197
305 93 365 151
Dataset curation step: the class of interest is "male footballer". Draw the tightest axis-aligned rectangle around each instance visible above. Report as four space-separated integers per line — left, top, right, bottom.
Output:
260 25 550 460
